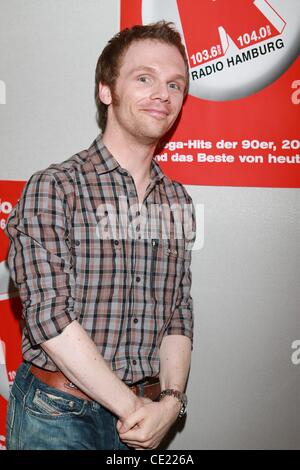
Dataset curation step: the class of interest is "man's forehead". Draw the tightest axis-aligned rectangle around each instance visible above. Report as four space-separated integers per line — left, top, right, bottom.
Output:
119 39 186 73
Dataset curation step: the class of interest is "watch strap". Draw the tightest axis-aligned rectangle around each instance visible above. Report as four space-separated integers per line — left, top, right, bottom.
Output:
158 389 187 418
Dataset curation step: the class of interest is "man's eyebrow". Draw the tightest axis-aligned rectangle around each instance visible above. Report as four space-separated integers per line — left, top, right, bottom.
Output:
129 65 186 82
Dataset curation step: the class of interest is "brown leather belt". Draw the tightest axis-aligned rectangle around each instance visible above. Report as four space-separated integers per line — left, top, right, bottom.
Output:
130 377 161 401
30 365 161 402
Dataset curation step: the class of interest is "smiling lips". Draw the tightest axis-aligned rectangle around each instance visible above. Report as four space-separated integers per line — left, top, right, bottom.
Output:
141 107 169 119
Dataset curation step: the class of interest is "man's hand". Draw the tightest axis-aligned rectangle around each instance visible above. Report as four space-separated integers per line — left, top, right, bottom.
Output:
117 398 181 450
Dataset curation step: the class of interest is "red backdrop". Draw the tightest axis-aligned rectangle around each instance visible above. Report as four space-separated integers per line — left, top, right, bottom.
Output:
0 0 299 449
121 0 300 188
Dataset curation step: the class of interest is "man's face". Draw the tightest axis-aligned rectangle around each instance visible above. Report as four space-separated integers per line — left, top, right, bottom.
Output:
101 39 187 144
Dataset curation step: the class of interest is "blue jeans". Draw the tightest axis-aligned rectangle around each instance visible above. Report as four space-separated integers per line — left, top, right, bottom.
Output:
6 362 130 450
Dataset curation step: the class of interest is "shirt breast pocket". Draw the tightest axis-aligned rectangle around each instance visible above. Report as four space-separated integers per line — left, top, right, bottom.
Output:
150 238 185 306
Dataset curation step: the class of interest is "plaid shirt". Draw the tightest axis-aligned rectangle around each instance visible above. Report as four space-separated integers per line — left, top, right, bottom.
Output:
5 135 195 384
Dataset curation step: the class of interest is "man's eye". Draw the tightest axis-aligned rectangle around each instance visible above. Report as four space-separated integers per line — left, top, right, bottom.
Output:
138 76 150 83
169 82 180 90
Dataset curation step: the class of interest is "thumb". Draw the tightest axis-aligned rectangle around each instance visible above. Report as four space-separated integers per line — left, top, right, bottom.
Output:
116 419 123 432
118 409 143 434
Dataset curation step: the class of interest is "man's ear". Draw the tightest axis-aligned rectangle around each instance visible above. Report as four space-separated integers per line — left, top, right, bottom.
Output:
99 82 112 105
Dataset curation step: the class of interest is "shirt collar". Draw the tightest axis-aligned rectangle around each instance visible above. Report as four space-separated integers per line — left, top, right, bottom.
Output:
88 134 165 183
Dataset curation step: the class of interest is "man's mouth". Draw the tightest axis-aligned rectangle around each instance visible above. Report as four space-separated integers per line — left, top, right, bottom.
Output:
141 108 169 119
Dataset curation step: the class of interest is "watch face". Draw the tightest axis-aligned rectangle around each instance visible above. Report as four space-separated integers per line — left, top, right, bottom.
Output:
178 392 187 417
181 392 188 407
179 402 187 417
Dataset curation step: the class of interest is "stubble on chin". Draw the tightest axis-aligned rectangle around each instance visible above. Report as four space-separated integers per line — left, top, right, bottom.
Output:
134 117 172 145
110 88 176 144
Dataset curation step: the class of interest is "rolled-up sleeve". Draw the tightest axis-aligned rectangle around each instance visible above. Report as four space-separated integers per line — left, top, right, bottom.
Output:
5 171 77 345
166 197 196 348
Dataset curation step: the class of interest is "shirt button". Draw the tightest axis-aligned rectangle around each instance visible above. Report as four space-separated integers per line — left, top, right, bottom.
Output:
133 318 138 324
136 276 141 282
114 240 119 245
132 360 137 365
75 240 80 246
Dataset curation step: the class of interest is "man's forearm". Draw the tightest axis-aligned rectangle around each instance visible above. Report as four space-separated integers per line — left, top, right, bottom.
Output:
41 320 142 420
159 334 192 391
116 334 192 448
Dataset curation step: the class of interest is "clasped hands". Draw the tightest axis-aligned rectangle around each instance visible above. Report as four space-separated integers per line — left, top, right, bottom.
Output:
117 396 181 450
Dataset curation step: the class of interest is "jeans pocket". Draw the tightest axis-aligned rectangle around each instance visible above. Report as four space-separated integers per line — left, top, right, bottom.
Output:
26 388 86 419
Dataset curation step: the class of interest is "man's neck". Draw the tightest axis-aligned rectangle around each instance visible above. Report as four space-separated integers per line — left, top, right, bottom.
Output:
102 127 157 187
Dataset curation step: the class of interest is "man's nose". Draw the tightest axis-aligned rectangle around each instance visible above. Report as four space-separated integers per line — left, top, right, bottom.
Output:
150 82 170 102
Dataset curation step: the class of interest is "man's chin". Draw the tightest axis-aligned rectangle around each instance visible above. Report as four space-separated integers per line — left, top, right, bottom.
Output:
137 133 166 146
136 124 171 144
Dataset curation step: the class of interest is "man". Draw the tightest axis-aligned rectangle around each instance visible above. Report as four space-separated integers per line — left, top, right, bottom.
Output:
5 21 196 450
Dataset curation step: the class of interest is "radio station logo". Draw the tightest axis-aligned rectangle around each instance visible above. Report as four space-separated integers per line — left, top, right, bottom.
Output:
142 0 300 100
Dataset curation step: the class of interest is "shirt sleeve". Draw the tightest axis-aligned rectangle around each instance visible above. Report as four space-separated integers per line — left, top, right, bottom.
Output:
165 196 196 348
5 171 77 346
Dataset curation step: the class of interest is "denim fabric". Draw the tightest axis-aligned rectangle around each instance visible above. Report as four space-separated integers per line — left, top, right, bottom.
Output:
6 363 130 450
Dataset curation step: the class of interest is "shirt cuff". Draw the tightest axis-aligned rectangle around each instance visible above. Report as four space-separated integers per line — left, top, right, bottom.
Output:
24 295 77 346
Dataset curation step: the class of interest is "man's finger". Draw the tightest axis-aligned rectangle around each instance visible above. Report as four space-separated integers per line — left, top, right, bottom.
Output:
119 428 143 441
118 409 143 433
121 438 149 449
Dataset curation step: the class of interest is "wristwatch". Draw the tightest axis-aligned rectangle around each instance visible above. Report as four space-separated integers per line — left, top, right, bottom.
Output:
158 389 188 418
